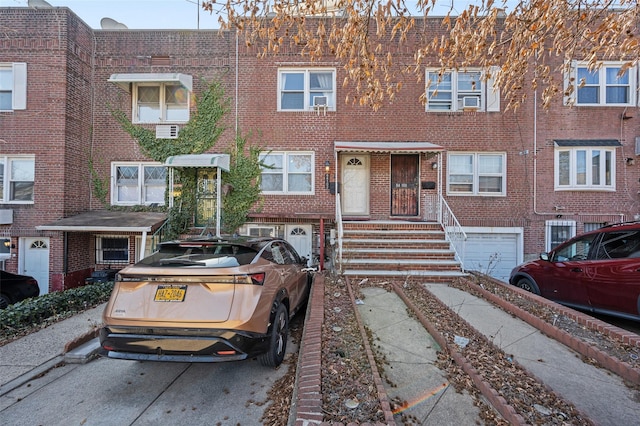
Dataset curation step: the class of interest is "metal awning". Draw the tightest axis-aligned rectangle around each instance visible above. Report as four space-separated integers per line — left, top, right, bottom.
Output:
334 141 444 153
36 211 167 232
165 154 230 171
108 73 193 92
554 139 621 147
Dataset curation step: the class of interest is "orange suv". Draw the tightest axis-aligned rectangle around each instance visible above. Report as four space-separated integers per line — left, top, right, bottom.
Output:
509 221 640 322
100 237 314 367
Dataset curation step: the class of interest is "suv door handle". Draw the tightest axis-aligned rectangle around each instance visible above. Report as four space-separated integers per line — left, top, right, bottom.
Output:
571 267 583 272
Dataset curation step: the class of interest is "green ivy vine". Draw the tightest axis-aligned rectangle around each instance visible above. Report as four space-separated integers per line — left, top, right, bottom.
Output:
107 79 264 238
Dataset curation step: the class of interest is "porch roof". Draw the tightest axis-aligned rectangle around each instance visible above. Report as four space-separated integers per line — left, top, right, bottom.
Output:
334 141 444 153
164 154 230 171
108 73 193 92
36 211 167 232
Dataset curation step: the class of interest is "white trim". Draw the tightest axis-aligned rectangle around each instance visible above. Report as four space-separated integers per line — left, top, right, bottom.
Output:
564 60 637 107
545 220 577 252
108 73 193 92
277 68 336 112
111 162 166 206
259 151 315 195
446 152 507 196
554 146 616 191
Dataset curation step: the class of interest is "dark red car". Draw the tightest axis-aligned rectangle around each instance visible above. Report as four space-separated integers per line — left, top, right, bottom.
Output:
509 222 640 322
0 270 40 309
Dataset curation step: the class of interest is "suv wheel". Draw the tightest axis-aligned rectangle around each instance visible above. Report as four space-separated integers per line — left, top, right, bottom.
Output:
259 303 288 367
516 277 540 295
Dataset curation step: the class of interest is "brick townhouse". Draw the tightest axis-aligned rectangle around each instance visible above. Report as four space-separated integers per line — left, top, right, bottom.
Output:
1 5 639 293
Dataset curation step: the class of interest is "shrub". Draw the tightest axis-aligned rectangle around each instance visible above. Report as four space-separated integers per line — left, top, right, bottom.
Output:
0 282 114 342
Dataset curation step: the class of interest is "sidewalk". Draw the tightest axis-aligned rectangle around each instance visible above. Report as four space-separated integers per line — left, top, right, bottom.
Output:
0 303 105 397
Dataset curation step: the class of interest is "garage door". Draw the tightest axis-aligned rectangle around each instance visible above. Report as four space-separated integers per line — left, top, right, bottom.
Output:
463 228 522 282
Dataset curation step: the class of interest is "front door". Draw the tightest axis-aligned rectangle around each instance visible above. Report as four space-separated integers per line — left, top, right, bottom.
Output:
391 154 419 216
341 154 370 216
21 237 50 295
286 224 313 266
195 169 217 228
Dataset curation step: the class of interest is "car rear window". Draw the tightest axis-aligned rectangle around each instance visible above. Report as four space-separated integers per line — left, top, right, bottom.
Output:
138 243 258 267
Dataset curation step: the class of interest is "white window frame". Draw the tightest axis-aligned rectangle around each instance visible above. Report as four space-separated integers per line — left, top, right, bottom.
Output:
0 155 35 204
111 162 167 206
426 67 500 112
259 151 315 195
132 82 190 123
247 225 277 237
554 146 616 191
278 68 336 112
0 62 27 111
545 220 576 252
565 61 637 107
95 235 130 264
446 152 506 196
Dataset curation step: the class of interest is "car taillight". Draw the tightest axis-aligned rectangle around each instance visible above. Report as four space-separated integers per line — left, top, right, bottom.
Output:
248 272 265 286
27 278 38 286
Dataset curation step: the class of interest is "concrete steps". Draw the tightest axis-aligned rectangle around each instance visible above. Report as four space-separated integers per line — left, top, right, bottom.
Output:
338 221 466 281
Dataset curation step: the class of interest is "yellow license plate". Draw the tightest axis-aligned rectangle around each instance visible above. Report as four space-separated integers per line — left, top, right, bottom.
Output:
154 285 187 302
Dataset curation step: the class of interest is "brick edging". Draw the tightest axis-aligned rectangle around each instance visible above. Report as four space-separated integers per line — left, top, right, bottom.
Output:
459 276 640 386
392 283 528 425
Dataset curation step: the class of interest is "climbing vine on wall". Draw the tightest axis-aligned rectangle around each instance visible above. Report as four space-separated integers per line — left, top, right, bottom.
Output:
222 133 264 234
108 80 263 238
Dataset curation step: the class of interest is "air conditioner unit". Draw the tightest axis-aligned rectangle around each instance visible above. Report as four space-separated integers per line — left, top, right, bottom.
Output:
313 96 328 107
155 125 180 139
462 96 480 109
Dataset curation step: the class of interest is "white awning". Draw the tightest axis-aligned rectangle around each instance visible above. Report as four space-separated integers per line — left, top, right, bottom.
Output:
334 141 444 153
164 154 230 171
108 73 193 92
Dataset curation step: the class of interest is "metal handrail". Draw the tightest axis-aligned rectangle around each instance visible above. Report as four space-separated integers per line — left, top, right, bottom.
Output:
438 195 467 272
150 218 170 253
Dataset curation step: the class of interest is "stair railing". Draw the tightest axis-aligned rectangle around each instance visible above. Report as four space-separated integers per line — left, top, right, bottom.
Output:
335 194 344 267
437 195 467 272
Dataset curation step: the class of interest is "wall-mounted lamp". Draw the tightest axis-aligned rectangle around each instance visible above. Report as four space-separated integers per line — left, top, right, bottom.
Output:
431 162 438 170
324 160 331 189
626 157 635 166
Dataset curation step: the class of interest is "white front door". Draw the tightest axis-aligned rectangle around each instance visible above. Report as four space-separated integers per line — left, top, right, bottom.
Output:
341 154 370 216
21 237 50 295
285 224 313 265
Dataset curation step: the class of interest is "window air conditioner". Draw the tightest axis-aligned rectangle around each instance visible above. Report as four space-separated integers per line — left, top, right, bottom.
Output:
313 96 328 107
156 125 180 139
462 96 480 109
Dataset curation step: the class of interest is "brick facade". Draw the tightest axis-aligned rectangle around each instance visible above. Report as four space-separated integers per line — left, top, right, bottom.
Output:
1 7 639 291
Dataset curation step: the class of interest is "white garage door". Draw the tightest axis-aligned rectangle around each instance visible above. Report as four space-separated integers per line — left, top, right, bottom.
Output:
462 228 522 282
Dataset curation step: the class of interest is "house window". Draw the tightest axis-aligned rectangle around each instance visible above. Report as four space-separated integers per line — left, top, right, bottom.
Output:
96 236 129 264
426 68 501 112
0 63 27 111
111 163 166 206
546 220 576 252
278 69 335 111
259 152 314 194
247 225 276 237
555 145 615 190
567 61 636 106
0 156 35 203
134 83 189 123
447 153 506 196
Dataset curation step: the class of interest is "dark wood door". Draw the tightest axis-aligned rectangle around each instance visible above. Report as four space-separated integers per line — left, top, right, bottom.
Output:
391 154 419 216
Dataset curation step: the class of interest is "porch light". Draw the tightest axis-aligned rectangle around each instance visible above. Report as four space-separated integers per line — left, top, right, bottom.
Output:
431 162 438 170
325 160 331 189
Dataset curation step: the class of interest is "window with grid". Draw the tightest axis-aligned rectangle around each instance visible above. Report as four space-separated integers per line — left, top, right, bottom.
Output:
278 69 336 111
447 153 506 196
96 236 129 264
259 152 314 194
112 163 166 206
426 69 483 111
555 146 615 190
546 220 576 252
134 82 189 123
567 61 636 106
0 156 35 203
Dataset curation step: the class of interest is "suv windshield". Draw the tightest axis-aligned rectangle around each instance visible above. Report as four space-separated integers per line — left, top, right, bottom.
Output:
138 243 258 267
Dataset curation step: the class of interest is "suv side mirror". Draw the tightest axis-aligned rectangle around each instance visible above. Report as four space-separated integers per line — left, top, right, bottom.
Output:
539 252 550 261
